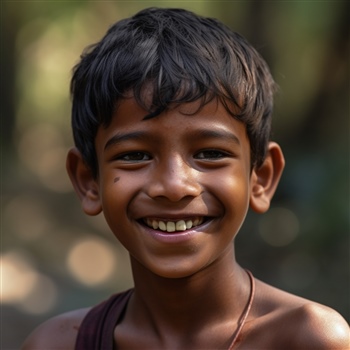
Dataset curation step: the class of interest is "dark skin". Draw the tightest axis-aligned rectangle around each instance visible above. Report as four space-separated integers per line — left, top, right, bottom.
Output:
22 98 350 349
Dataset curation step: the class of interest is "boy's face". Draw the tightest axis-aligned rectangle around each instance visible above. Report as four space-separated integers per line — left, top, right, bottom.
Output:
93 97 254 278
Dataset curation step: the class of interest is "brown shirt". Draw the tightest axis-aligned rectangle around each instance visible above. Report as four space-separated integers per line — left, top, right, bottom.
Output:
75 289 133 350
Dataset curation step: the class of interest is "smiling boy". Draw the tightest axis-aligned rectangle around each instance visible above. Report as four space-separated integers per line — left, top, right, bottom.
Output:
23 7 349 350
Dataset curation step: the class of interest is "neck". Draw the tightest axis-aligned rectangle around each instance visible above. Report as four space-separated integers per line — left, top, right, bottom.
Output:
128 248 250 336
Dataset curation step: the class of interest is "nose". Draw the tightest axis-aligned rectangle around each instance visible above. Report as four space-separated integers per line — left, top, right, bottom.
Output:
146 155 202 202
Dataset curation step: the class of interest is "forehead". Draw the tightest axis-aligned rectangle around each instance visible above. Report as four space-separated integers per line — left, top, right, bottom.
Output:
95 96 249 152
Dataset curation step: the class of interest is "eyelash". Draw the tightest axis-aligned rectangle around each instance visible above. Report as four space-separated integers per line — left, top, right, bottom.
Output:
114 149 231 163
194 149 231 160
117 152 152 162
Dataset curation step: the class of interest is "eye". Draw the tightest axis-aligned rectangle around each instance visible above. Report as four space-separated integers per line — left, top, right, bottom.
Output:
195 150 229 160
118 152 151 162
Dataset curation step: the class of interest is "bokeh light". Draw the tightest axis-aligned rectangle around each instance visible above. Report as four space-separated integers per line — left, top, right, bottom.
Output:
66 237 117 286
4 195 52 240
1 251 37 304
258 207 300 247
17 123 71 192
1 251 58 314
18 274 58 315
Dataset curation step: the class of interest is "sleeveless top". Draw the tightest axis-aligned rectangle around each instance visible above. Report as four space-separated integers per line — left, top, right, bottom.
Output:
75 289 134 350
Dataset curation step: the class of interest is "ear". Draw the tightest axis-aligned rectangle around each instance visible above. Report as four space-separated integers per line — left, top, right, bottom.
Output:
250 142 285 213
66 148 102 216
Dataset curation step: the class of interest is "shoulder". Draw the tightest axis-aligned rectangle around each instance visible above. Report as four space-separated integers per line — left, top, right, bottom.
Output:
21 307 91 350
252 279 349 349
292 302 350 350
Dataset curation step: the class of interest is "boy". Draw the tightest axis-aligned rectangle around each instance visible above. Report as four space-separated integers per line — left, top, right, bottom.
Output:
23 7 349 350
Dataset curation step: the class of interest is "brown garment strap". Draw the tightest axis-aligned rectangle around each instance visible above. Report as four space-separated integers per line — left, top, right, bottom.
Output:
75 289 133 350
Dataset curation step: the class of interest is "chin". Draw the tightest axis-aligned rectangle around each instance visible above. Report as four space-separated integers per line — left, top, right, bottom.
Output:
153 268 196 280
143 256 214 280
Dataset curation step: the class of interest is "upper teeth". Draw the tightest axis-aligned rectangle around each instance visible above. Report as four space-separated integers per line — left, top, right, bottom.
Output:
145 218 204 232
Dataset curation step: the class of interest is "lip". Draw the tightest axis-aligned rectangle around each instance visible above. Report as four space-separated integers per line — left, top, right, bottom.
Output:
138 218 213 244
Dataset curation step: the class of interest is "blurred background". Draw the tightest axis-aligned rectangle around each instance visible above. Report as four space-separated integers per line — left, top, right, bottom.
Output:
1 1 349 348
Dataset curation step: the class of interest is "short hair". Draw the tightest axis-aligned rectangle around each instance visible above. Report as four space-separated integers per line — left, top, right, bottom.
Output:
71 7 276 178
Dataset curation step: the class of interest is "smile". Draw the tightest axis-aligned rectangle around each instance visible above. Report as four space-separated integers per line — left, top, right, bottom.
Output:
143 217 205 233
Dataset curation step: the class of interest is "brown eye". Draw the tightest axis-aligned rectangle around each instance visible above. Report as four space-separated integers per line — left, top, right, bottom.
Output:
119 152 151 161
195 150 228 160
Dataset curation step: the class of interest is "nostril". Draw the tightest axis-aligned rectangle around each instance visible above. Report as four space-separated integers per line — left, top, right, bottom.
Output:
145 161 202 201
146 181 202 202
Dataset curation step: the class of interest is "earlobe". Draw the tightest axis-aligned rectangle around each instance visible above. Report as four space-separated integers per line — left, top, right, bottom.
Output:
250 142 285 213
66 148 102 216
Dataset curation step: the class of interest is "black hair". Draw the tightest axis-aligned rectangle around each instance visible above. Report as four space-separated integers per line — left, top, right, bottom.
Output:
71 7 276 178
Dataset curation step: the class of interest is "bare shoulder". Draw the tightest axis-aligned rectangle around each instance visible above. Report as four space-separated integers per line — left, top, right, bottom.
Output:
292 302 350 350
21 307 91 350
254 279 350 349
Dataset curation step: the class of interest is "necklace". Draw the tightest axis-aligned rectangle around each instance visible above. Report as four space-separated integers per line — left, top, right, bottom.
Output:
228 269 255 350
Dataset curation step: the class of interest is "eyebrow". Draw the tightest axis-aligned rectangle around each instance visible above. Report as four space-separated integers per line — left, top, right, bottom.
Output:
194 129 241 145
104 131 150 151
104 128 241 151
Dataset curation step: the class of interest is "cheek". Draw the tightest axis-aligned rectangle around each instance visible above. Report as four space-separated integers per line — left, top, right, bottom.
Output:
226 178 250 214
99 175 127 224
99 171 144 227
209 165 250 198
101 170 141 200
210 168 251 222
